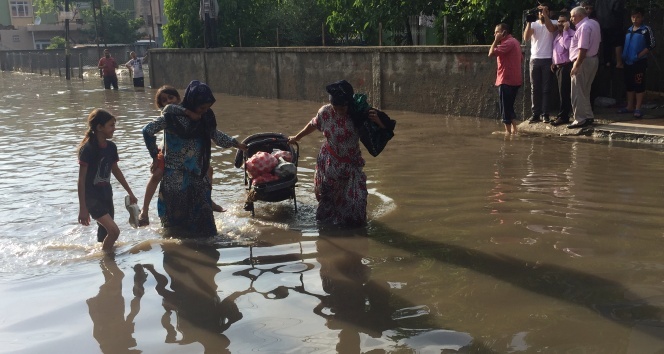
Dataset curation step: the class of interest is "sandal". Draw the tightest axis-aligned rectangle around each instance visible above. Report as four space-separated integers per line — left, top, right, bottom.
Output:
617 107 633 114
633 109 644 118
137 210 150 227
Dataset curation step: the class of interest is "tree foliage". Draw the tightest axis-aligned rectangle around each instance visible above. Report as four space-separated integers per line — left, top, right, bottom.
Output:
78 5 144 44
163 0 203 47
46 36 66 49
317 0 440 45
34 0 664 48
161 0 328 48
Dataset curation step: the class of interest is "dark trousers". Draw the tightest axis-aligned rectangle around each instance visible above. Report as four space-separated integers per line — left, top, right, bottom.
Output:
529 58 553 117
498 84 520 124
103 75 118 90
554 62 572 119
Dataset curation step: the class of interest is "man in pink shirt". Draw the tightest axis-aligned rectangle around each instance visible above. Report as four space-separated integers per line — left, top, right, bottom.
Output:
550 12 575 126
568 6 601 129
488 23 523 135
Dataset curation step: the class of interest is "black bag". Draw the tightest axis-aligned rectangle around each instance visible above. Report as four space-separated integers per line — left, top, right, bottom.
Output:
352 94 396 157
358 111 396 157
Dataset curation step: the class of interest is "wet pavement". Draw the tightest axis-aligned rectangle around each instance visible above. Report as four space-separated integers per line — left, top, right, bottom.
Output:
519 99 664 143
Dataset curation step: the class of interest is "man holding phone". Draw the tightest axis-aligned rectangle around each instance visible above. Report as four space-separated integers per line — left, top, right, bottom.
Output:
489 23 523 135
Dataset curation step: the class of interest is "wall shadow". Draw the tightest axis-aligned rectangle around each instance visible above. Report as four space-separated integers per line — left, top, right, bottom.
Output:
365 220 664 340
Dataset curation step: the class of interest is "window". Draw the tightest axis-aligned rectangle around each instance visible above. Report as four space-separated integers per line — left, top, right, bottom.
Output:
10 1 31 17
35 40 50 49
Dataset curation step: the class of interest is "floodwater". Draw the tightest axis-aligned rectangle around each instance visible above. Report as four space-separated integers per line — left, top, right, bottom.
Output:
1 71 664 353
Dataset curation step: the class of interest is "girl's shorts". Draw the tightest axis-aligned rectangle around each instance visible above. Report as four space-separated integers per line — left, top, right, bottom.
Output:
86 195 114 242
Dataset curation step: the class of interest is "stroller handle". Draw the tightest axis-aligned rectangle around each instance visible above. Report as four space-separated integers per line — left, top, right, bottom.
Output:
246 137 289 148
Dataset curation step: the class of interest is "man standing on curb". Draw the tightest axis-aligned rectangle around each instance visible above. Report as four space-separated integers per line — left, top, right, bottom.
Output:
550 12 575 126
568 6 601 129
489 23 523 135
98 49 119 90
524 3 557 124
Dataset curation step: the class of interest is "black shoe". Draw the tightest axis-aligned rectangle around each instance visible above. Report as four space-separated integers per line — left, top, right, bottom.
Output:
550 117 570 126
567 120 591 129
528 115 541 124
542 115 551 123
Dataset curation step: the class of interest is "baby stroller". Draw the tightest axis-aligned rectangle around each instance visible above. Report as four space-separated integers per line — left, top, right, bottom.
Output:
234 133 299 216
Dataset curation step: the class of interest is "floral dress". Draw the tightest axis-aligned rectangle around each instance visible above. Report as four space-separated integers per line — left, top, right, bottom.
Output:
311 104 367 226
143 107 237 237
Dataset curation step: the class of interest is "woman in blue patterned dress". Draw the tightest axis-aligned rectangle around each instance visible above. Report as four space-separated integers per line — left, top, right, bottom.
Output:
142 81 246 236
288 80 385 227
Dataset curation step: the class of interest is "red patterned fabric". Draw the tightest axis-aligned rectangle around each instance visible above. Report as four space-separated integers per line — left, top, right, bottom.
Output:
246 151 278 178
310 104 367 226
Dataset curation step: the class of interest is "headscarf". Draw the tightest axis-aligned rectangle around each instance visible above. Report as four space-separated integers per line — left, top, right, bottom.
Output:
182 80 216 111
325 80 354 107
164 80 218 176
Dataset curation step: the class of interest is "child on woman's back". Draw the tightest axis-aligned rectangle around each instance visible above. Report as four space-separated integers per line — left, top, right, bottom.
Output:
78 108 138 252
138 85 224 226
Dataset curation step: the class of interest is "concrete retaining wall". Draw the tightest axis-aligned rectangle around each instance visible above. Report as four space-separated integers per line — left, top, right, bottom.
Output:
148 46 528 118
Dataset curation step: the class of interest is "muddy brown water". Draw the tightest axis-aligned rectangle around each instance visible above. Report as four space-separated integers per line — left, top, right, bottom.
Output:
1 71 663 353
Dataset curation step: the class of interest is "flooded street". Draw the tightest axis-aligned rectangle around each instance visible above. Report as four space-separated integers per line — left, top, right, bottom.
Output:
1 71 664 353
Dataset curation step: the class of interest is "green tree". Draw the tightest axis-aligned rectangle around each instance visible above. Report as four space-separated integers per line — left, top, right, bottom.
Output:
163 0 203 47
79 5 144 44
161 0 326 48
46 36 66 49
317 0 443 45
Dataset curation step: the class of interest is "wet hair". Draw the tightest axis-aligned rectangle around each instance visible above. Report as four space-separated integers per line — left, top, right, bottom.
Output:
78 108 115 153
631 7 645 16
155 85 181 109
496 23 511 34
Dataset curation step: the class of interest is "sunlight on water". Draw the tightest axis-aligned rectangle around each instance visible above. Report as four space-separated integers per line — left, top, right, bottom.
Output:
2 71 664 352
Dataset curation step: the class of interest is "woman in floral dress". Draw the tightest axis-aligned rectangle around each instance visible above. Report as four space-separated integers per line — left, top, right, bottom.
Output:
288 80 385 227
142 80 246 236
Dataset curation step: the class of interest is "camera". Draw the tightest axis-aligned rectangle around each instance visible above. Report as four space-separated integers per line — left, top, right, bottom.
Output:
525 7 540 22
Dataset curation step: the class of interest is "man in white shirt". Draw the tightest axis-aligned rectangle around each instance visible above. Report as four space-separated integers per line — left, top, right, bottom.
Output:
524 3 558 123
125 51 148 87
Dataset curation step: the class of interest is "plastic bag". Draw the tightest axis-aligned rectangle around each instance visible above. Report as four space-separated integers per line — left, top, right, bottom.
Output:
245 151 278 178
274 157 296 178
271 149 292 162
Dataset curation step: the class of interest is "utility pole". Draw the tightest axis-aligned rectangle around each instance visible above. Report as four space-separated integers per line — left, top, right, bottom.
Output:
64 0 70 80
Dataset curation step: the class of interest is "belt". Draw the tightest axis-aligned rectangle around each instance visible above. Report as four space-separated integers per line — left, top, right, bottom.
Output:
555 62 572 67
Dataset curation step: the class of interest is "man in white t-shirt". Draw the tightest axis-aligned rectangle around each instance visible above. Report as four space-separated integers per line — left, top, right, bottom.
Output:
125 51 148 87
523 4 558 123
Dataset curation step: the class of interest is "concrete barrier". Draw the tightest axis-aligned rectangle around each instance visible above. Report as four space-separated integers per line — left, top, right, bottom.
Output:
148 46 531 119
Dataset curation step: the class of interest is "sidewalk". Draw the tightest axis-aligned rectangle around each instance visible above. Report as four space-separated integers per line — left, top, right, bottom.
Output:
518 101 664 144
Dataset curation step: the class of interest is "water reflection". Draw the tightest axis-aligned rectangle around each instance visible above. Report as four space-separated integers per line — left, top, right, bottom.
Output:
145 242 233 351
313 233 393 353
86 257 143 353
